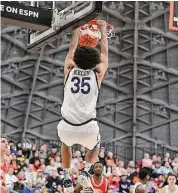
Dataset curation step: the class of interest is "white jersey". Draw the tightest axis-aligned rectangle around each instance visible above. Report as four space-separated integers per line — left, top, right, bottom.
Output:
133 182 145 193
61 67 99 124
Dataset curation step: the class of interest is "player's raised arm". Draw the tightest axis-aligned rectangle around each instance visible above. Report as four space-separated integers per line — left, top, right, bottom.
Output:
96 20 108 78
64 27 81 76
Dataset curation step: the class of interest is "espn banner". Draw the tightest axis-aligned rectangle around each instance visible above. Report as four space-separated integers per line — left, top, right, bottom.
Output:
169 1 178 31
1 1 52 31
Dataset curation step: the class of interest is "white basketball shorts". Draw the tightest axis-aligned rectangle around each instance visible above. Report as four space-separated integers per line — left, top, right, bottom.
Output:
57 119 101 151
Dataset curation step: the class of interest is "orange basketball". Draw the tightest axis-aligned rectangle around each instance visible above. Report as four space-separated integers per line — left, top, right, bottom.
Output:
79 34 98 48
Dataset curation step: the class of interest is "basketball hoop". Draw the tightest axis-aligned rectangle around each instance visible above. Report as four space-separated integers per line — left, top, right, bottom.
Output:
80 20 115 40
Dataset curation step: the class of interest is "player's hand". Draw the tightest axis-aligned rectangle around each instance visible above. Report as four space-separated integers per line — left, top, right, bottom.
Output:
96 20 107 32
74 27 81 36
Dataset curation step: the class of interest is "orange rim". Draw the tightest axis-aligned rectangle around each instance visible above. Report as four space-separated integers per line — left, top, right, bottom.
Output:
88 20 114 32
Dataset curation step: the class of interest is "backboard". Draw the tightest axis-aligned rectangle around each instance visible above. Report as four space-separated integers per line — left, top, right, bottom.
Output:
27 1 102 52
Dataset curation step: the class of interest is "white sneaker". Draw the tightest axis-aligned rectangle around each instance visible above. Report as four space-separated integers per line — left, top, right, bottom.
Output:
78 171 95 192
63 178 74 193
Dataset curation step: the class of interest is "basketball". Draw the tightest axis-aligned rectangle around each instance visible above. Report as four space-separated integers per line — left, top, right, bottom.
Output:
79 34 98 48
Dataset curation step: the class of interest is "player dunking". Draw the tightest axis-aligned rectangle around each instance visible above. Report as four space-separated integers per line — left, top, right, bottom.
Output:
57 20 108 192
74 162 109 193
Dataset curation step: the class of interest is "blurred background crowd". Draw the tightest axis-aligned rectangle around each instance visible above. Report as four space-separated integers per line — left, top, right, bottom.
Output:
1 140 178 193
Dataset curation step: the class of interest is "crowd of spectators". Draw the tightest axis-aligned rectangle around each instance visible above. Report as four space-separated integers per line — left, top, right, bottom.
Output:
1 140 178 193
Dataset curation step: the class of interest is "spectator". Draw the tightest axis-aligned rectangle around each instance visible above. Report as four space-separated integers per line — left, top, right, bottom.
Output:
152 154 157 166
9 143 17 156
106 152 116 167
20 180 34 193
39 145 48 160
156 174 164 188
5 166 18 193
1 140 178 193
80 146 86 160
164 153 170 159
45 169 62 193
10 159 19 175
16 142 23 151
35 169 46 188
54 155 62 169
48 145 58 159
32 159 41 173
71 151 80 169
29 151 40 165
39 186 49 193
25 164 37 186
78 157 85 170
45 158 57 175
108 169 120 183
127 161 136 175
39 158 45 166
159 174 178 193
116 161 126 176
119 171 130 193
130 172 139 185
98 151 106 166
157 155 162 163
172 157 178 168
145 173 158 193
153 161 164 175
162 162 173 174
31 145 38 156
108 175 119 192
16 150 25 163
39 164 46 173
142 153 152 168
23 159 30 171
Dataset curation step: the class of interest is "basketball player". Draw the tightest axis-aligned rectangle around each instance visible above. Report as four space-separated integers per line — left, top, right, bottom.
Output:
57 20 108 192
133 168 149 193
74 162 109 193
0 137 9 193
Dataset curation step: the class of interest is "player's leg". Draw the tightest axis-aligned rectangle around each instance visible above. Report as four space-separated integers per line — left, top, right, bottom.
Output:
77 121 101 190
57 121 74 193
77 144 100 191
61 143 72 179
84 142 100 173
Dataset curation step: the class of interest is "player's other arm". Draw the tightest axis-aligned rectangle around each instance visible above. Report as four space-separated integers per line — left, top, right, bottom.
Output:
96 20 108 85
74 183 83 193
64 28 81 77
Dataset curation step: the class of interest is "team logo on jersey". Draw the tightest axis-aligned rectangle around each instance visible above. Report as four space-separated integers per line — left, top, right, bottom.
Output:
83 187 94 193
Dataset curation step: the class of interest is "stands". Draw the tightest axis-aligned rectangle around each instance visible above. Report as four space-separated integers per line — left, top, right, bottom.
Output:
1 142 178 193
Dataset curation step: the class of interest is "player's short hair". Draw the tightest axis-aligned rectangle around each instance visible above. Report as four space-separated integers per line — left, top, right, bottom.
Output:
74 46 100 70
93 161 103 168
138 168 149 180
